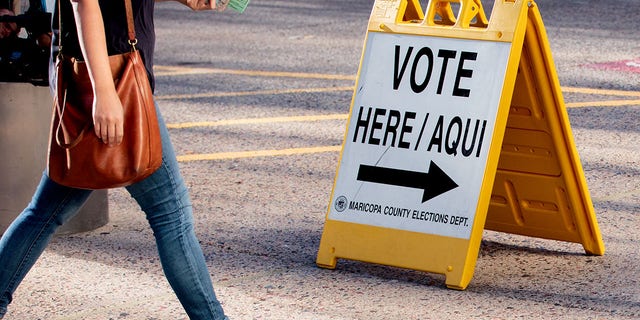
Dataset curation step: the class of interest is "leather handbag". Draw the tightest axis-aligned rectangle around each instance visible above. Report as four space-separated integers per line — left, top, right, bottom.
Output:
47 0 162 189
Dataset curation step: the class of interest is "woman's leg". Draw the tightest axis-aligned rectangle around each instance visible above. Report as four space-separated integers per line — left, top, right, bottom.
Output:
0 174 92 317
126 106 227 320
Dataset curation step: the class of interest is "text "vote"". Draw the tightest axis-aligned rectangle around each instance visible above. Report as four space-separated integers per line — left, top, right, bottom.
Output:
393 45 478 97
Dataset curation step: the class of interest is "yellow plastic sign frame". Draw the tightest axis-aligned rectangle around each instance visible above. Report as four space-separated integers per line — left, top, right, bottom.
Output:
316 0 604 290
482 3 604 254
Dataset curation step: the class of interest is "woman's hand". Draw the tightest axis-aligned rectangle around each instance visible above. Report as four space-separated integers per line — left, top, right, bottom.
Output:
164 0 228 12
92 88 124 146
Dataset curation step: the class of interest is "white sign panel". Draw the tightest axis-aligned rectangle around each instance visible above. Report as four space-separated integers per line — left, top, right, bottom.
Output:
328 32 512 239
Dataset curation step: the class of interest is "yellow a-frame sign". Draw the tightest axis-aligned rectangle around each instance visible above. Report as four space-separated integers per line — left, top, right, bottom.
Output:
316 0 605 290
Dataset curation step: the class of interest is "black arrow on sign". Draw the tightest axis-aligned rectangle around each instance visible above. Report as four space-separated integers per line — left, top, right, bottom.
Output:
356 161 458 203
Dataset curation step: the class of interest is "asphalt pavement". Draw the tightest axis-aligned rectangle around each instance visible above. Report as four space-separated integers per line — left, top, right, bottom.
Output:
1 0 639 319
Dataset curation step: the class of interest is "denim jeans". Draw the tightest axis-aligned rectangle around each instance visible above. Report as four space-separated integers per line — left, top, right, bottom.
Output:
0 106 227 320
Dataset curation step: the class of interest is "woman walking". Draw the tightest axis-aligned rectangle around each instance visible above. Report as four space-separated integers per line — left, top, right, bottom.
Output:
0 0 230 318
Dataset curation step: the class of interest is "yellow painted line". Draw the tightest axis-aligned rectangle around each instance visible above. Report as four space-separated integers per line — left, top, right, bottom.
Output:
154 65 356 81
167 114 348 129
157 85 640 105
165 99 638 129
177 145 342 162
155 86 354 100
567 99 640 107
566 99 640 108
154 66 639 98
562 86 640 98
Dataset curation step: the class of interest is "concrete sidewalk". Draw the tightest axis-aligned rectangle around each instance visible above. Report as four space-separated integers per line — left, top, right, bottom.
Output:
3 105 639 319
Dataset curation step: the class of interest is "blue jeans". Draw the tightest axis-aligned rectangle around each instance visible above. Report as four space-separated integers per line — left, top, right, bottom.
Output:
0 107 227 320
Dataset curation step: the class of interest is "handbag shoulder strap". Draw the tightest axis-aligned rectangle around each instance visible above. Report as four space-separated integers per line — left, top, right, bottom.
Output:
57 0 137 52
123 0 137 47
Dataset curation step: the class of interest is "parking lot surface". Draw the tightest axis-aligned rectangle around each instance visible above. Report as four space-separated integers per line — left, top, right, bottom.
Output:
2 0 639 319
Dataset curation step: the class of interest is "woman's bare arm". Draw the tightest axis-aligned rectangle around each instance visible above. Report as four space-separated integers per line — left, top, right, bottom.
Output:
71 0 124 146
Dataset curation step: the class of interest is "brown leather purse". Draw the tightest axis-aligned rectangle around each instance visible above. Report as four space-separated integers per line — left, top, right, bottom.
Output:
47 0 162 189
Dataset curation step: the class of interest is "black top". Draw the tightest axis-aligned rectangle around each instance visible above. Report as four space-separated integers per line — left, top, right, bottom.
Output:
54 0 156 91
